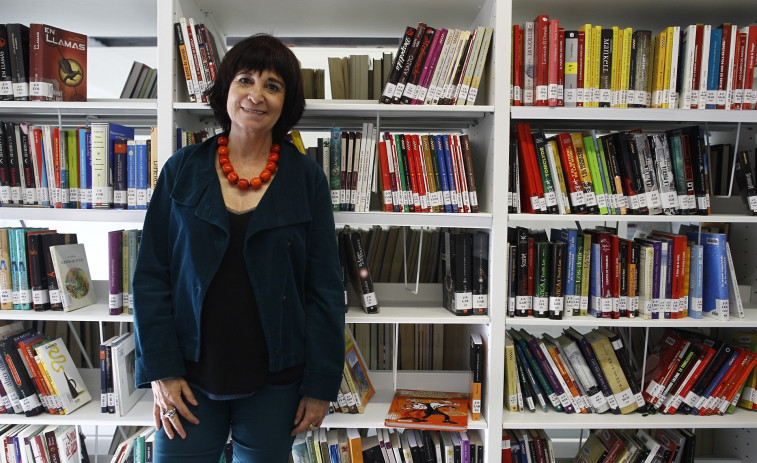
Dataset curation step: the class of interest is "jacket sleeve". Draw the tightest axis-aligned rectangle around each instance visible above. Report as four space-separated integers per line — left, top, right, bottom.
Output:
301 165 346 401
132 159 187 388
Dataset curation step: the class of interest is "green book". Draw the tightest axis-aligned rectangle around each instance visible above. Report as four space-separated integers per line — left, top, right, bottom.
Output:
582 133 609 214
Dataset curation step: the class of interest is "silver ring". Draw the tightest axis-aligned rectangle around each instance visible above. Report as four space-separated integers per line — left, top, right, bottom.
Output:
308 424 317 431
162 408 178 419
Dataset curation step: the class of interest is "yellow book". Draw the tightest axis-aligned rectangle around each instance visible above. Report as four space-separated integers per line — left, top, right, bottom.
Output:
611 26 621 107
592 26 603 107
681 243 690 317
547 137 571 214
620 28 633 108
580 233 591 316
290 130 306 154
662 26 675 108
579 24 593 107
504 332 518 412
651 31 668 108
585 330 638 415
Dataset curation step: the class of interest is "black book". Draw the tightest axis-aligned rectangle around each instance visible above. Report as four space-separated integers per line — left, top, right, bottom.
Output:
442 231 473 316
360 434 385 463
6 24 29 101
620 132 650 214
40 232 78 311
25 231 55 311
733 149 757 215
0 25 12 101
0 122 9 202
531 129 559 213
515 226 530 317
343 229 379 314
680 126 710 214
391 23 427 104
379 26 416 104
400 26 436 105
549 240 566 319
471 231 488 315
4 122 20 204
678 338 733 415
0 332 44 416
509 137 519 213
599 28 613 107
17 123 36 205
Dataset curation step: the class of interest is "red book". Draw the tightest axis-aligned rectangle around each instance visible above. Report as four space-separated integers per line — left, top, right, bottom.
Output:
29 24 87 102
377 140 393 212
652 232 687 319
702 347 751 415
502 432 513 463
547 19 560 106
451 135 469 213
514 123 542 213
690 24 705 109
742 26 757 110
577 30 586 107
596 430 626 463
643 332 691 407
31 128 46 202
410 135 429 212
732 31 747 110
413 28 447 105
555 132 587 213
534 15 550 106
716 24 734 109
52 127 62 208
711 348 757 415
512 25 523 106
608 233 620 319
662 341 716 414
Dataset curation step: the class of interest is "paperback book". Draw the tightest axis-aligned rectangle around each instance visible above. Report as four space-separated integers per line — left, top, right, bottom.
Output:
385 389 469 431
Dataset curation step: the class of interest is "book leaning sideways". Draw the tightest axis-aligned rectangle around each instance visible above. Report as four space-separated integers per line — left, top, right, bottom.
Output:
36 338 92 414
385 389 469 431
49 243 96 312
29 23 87 101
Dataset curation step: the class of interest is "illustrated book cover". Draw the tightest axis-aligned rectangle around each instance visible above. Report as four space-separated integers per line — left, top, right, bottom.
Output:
48 243 95 312
35 338 92 414
385 389 469 431
29 24 87 102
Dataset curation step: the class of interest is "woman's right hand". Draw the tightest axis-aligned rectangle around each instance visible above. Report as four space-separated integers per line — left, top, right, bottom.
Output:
151 377 200 439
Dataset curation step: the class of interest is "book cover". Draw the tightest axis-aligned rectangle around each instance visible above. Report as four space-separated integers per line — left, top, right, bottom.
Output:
35 338 91 414
29 24 87 102
344 326 374 411
109 332 146 417
385 389 469 431
48 243 96 312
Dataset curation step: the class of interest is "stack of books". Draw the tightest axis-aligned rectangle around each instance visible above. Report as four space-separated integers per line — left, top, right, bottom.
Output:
0 424 85 463
107 229 142 316
380 23 494 106
502 429 556 463
120 61 158 99
100 332 146 417
331 327 375 415
505 327 757 417
174 17 222 103
510 123 713 216
512 15 757 110
0 23 87 102
0 122 158 210
506 226 741 321
572 428 697 463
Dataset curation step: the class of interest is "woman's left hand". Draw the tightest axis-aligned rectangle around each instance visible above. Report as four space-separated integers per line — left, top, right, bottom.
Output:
291 396 330 435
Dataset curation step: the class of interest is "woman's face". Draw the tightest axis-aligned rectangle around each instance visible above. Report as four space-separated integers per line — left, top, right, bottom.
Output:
226 68 285 137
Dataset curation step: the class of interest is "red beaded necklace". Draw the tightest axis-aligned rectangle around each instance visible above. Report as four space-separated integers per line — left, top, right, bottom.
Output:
217 135 280 190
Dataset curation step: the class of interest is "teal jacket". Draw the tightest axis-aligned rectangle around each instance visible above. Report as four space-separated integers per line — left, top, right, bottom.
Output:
132 135 345 402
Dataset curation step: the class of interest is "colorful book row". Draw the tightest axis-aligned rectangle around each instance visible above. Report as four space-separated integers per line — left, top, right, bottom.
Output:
380 23 493 106
512 15 757 110
0 122 158 210
99 332 146 417
174 18 222 104
505 327 757 418
506 226 742 321
557 428 697 463
107 229 142 316
511 123 718 216
0 423 85 463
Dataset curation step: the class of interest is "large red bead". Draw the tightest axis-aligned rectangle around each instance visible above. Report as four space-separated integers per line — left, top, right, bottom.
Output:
268 152 279 163
271 143 281 153
260 170 272 183
217 145 229 156
250 177 263 189
237 178 249 190
221 163 234 174
265 161 277 173
217 136 228 146
227 172 239 183
218 155 230 164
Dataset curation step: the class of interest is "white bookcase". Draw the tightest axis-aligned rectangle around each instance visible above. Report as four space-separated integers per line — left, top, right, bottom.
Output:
3 0 757 461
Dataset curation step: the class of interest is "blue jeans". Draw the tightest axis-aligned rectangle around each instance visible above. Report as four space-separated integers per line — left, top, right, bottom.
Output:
153 382 301 462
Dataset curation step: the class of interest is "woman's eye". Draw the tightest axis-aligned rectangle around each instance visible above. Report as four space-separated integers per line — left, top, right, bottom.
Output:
237 77 251 84
266 84 281 92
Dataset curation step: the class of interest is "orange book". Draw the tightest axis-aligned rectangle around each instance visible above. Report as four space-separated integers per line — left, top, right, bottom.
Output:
385 389 469 431
344 326 375 409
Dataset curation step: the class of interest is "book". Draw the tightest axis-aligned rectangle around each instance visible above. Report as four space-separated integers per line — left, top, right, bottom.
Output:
109 332 146 417
469 333 484 421
35 338 92 414
344 326 375 411
342 229 379 314
385 389 469 431
29 24 87 102
48 243 96 312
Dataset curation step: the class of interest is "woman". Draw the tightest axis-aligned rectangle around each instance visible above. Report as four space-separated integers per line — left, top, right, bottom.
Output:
132 34 345 462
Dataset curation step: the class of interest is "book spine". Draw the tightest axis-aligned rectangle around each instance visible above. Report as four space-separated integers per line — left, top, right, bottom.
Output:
380 27 415 104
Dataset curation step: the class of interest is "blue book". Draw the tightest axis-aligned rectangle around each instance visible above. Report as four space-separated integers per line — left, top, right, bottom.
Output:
78 128 90 209
9 229 31 310
441 135 459 213
705 28 722 109
688 243 704 319
136 140 148 210
37 134 50 207
126 141 136 210
691 347 740 414
434 135 452 213
329 127 341 211
551 228 579 315
686 231 729 319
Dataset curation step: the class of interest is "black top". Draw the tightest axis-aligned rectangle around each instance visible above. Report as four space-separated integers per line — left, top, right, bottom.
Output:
185 208 304 396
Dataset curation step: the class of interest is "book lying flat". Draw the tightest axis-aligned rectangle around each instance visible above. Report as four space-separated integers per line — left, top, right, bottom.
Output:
385 389 469 431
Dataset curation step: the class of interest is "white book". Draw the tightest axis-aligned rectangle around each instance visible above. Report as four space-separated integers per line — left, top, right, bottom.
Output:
426 29 459 105
49 243 96 312
724 24 738 109
431 29 462 105
456 26 485 105
356 123 369 212
524 22 536 105
43 125 59 207
698 25 712 109
441 30 471 104
35 338 92 414
726 241 745 317
89 122 111 207
188 18 211 95
110 332 147 417
668 26 681 108
680 25 697 109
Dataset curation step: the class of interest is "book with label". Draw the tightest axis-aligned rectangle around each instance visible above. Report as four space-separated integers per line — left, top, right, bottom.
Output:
48 243 95 312
385 389 469 431
35 338 91 414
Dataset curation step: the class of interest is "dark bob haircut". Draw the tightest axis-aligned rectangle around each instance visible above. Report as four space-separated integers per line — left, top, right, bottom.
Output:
205 34 305 142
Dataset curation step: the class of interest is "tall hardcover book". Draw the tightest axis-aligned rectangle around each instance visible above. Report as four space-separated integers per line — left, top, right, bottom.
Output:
29 24 87 101
6 24 30 101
